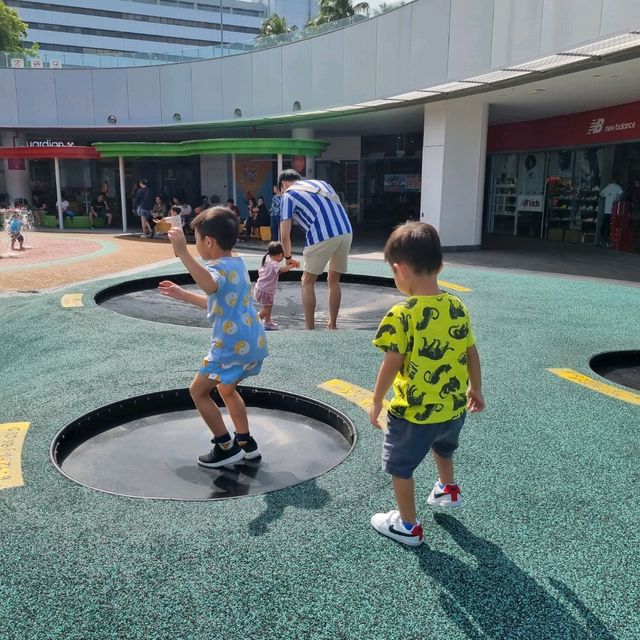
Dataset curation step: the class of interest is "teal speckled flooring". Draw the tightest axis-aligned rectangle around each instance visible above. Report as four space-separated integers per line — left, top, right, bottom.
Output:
0 253 638 640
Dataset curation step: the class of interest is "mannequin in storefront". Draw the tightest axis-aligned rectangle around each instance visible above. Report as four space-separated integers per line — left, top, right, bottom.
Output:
598 179 624 245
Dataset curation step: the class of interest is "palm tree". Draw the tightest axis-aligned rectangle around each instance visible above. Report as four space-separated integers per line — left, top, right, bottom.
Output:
373 1 405 15
307 0 370 27
259 13 296 38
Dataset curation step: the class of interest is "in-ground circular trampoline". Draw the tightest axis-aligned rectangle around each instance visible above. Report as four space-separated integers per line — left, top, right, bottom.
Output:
51 387 355 501
95 271 405 330
589 351 640 392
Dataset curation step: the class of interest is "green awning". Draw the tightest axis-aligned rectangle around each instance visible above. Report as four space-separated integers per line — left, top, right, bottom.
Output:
93 138 329 158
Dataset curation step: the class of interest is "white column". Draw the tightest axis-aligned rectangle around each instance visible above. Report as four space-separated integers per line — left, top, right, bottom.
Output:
292 127 314 179
420 102 489 248
1 130 32 207
277 153 283 178
118 156 127 232
54 158 64 229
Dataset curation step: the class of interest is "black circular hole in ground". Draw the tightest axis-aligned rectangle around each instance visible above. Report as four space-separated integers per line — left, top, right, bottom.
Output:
589 351 640 392
51 387 355 501
95 271 404 330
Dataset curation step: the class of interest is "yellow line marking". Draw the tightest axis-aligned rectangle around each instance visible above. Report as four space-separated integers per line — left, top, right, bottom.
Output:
548 368 640 405
438 280 473 293
61 293 84 308
0 422 30 489
319 379 389 430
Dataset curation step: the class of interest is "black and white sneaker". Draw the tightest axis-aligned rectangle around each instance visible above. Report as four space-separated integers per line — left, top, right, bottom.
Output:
197 441 245 468
371 510 424 546
236 435 262 460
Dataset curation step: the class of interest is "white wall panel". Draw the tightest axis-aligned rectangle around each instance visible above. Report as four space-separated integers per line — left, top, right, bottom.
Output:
281 40 312 112
252 47 283 116
54 70 95 126
190 60 223 123
448 0 494 79
600 0 640 33
221 55 253 119
127 68 162 125
312 31 345 108
540 0 603 54
91 69 130 126
159 63 193 124
16 71 57 126
0 71 19 127
409 0 450 90
318 136 361 161
343 20 377 105
375 8 413 97
491 0 543 68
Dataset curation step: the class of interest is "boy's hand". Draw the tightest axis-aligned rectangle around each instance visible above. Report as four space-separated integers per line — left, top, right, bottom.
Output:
369 400 384 429
158 280 185 301
167 227 188 257
466 387 485 413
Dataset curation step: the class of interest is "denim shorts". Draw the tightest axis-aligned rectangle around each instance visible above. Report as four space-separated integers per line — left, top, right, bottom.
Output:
382 413 465 479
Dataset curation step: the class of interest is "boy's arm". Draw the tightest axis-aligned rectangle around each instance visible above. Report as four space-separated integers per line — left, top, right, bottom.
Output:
370 350 404 429
167 228 219 295
158 281 207 308
466 344 485 413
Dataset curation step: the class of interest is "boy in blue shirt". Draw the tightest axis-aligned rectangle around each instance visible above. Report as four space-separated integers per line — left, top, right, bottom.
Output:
8 212 25 251
369 222 485 546
160 207 268 467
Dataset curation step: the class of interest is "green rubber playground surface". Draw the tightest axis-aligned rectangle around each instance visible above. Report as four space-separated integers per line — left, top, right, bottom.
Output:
0 254 638 640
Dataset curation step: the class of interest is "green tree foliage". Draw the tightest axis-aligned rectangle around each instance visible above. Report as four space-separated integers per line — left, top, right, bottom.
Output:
259 13 296 38
307 0 370 27
0 1 38 54
373 1 407 14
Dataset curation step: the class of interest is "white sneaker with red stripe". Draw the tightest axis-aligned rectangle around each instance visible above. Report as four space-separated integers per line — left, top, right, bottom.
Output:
370 510 424 546
427 481 462 508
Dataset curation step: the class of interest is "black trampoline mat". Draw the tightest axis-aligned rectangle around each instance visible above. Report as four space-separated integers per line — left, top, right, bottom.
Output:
59 407 351 500
99 281 405 330
590 351 640 392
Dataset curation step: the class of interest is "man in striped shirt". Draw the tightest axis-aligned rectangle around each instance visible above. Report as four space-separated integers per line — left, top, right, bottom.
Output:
278 169 353 330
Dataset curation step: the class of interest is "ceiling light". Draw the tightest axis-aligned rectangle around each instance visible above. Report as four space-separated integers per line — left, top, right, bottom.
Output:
504 53 590 72
528 88 545 94
172 112 181 121
564 32 640 57
107 114 117 124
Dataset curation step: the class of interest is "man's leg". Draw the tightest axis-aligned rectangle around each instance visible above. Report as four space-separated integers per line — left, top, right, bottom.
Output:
301 271 318 330
327 269 342 330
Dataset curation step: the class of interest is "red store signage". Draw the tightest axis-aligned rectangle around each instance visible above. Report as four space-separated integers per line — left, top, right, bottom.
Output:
488 100 640 153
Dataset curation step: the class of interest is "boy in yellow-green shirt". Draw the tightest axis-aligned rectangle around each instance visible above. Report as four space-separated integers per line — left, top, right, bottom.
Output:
369 222 485 547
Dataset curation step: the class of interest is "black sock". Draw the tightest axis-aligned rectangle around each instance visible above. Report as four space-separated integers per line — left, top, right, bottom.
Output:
213 433 232 448
235 432 250 443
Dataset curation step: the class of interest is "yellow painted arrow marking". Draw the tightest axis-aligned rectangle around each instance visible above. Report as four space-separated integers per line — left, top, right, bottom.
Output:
0 422 30 489
319 379 388 429
548 369 640 405
61 293 84 308
438 280 473 293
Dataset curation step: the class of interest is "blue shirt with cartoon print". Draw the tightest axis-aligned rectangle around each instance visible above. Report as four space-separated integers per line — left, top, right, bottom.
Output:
205 256 268 365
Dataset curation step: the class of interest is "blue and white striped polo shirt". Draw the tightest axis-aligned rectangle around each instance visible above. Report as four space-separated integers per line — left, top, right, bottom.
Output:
280 180 352 247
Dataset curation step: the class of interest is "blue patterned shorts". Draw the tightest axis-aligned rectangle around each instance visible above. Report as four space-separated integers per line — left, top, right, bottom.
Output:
199 359 263 385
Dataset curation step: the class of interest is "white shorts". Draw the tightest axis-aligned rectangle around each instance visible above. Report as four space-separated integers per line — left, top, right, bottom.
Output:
303 233 352 275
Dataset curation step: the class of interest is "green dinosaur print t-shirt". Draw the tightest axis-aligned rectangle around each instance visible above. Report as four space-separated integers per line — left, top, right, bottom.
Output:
373 293 475 425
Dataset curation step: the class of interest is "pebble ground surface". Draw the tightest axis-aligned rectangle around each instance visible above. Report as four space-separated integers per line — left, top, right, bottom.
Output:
0 232 638 640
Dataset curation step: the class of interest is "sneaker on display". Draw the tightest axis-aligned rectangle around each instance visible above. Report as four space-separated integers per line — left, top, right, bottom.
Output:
197 440 245 468
370 510 424 546
236 435 262 460
427 481 462 508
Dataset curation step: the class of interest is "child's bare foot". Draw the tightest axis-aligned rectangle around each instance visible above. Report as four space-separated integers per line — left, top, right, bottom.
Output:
327 323 337 330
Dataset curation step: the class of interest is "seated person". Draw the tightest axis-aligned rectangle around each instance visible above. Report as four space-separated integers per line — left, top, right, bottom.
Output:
89 194 112 228
57 195 75 221
256 196 270 228
226 198 241 221
153 205 182 234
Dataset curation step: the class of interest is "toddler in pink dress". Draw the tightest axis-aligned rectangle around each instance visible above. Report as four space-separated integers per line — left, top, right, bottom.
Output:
254 241 299 330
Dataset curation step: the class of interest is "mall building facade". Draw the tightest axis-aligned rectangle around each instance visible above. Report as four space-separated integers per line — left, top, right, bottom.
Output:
1 0 640 252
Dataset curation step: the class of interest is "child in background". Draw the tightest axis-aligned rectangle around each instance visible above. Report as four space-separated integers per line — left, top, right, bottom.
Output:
369 222 484 547
160 207 268 468
8 212 25 250
254 241 299 330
